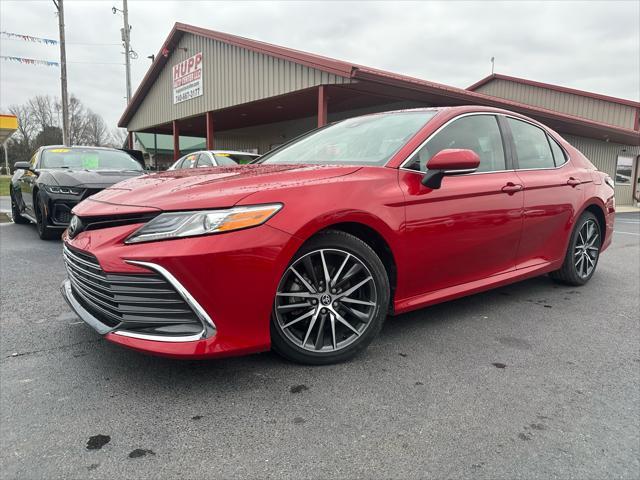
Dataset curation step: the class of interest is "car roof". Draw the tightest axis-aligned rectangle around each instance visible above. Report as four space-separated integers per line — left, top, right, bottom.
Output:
374 105 551 120
201 150 259 156
39 145 123 152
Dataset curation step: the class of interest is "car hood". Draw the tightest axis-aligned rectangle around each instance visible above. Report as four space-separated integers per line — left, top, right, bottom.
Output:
42 169 144 188
80 164 361 212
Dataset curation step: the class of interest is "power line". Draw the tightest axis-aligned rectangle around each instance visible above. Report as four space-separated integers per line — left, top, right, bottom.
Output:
1 56 125 66
1 37 122 46
67 60 125 65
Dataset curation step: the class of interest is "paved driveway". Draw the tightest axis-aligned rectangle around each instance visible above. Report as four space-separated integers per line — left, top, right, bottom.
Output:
1 213 638 479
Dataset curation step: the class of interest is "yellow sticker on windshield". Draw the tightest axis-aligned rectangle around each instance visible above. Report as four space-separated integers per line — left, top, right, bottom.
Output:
216 153 230 157
50 148 70 153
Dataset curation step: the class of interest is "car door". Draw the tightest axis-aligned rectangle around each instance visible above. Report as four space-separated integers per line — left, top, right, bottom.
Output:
505 117 586 269
19 150 39 214
397 113 524 299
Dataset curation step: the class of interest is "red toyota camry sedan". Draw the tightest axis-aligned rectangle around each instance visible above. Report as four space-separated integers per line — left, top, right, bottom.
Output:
61 106 615 364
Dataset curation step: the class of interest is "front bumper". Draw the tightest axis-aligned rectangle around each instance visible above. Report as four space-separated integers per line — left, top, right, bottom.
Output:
60 222 301 359
61 279 113 335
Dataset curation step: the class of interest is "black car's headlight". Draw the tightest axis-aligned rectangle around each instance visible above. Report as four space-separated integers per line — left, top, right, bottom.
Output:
125 204 283 244
44 185 82 195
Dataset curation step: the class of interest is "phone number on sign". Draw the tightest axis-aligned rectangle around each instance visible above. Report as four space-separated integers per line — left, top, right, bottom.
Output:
174 86 202 103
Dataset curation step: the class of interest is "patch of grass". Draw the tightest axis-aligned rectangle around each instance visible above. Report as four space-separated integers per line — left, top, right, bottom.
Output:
0 176 10 196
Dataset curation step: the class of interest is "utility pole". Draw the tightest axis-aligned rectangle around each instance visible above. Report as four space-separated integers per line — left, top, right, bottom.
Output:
122 0 132 103
113 1 134 103
53 0 70 146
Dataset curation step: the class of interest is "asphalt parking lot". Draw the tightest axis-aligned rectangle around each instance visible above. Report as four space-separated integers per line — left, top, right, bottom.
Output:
1 201 638 480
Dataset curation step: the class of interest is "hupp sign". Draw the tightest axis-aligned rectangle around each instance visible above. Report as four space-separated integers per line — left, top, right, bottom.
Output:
172 52 203 104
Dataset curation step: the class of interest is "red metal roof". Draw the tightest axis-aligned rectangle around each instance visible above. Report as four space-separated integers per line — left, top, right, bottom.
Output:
467 73 640 109
119 23 640 145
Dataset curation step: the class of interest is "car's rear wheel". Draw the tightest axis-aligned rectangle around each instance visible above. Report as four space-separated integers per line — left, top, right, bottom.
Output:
550 211 601 286
10 188 29 224
35 193 58 240
271 230 390 364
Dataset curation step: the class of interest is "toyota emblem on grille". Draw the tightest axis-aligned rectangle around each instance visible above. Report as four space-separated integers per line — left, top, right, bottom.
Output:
68 215 80 238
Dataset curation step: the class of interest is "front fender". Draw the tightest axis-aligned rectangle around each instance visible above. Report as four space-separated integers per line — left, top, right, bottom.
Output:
237 167 404 251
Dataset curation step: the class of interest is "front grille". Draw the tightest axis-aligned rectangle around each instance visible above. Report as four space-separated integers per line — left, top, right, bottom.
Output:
63 244 202 335
79 212 159 233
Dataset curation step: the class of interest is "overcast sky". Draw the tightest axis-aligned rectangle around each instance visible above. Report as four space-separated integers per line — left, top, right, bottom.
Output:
1 0 639 130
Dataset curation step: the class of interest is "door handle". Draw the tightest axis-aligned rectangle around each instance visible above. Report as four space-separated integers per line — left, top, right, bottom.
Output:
501 182 523 194
567 177 581 187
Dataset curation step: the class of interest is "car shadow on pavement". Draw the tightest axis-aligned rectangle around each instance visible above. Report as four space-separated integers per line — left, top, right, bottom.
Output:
64 273 569 397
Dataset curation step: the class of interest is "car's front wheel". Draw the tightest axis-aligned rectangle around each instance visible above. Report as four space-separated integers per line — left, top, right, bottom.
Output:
34 193 58 240
271 230 390 364
10 188 29 224
550 211 601 286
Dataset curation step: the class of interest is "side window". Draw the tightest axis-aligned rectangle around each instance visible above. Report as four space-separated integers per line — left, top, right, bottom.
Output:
30 151 39 169
181 154 198 169
407 115 506 173
196 153 214 168
548 137 567 166
507 118 555 169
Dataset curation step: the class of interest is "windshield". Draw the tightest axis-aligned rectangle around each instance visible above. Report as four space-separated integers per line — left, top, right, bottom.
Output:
40 148 143 171
259 111 436 166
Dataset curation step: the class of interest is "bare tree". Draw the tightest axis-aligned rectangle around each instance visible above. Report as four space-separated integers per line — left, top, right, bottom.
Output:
84 110 110 146
67 95 90 146
6 95 113 166
109 128 128 148
8 104 36 146
27 95 57 133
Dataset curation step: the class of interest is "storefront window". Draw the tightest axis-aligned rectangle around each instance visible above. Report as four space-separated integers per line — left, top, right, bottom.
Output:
615 156 633 185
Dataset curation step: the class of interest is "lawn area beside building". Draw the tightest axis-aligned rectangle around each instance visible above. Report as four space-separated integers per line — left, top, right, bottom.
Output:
0 176 10 196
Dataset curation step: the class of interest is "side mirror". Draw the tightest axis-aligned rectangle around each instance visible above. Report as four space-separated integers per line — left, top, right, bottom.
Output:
14 161 31 171
421 149 480 189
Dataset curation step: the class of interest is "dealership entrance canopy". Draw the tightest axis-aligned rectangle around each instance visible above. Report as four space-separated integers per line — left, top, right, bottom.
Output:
119 23 640 204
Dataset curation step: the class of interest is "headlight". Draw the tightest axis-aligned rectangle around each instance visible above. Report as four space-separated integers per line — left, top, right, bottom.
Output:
125 203 283 244
604 176 615 189
44 185 82 195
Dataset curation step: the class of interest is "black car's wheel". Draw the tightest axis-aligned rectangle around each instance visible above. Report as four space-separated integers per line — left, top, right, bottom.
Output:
34 193 58 240
10 188 30 224
550 211 601 286
271 230 390 365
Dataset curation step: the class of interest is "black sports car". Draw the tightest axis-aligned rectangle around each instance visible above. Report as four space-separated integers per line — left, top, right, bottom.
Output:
10 146 145 239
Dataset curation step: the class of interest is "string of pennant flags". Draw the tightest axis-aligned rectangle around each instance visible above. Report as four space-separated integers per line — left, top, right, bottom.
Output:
0 55 59 67
1 31 59 45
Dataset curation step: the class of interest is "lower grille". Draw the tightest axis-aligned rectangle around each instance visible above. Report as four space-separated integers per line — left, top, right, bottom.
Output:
53 203 72 224
63 244 203 336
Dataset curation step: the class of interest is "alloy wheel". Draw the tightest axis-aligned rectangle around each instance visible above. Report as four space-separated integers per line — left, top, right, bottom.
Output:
574 219 600 279
274 248 378 353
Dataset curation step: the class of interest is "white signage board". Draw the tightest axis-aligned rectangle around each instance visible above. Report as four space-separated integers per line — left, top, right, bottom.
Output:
172 52 203 104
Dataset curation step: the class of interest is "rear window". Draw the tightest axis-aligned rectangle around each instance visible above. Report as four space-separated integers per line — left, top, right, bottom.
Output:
40 148 142 171
214 153 257 165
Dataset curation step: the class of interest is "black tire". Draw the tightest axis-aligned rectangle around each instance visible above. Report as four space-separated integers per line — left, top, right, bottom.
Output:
34 192 59 240
271 230 390 365
550 211 601 286
10 188 30 224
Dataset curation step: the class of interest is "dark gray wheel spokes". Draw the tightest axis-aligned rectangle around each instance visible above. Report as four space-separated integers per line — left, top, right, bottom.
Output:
574 219 600 278
275 249 378 353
